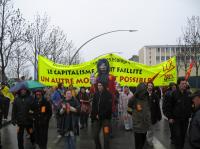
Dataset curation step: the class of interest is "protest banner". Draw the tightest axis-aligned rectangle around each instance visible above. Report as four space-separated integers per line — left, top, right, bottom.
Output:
38 54 177 87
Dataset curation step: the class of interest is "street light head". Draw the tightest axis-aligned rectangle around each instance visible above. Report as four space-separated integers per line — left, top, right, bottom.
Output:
129 30 138 32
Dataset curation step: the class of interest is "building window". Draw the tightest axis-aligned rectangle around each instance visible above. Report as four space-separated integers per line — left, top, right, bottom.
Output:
149 56 151 59
161 56 165 61
157 48 160 53
156 56 160 61
166 56 170 60
171 48 175 53
176 48 180 54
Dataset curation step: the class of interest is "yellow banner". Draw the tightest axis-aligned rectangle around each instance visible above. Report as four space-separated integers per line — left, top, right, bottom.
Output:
38 54 177 87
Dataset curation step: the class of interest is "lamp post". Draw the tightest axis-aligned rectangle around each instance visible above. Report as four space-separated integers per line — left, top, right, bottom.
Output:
69 29 138 65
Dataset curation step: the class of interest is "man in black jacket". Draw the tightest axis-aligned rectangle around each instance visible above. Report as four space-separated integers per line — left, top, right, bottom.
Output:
188 90 200 149
162 82 177 144
164 78 192 149
34 90 52 149
12 88 36 149
146 82 162 147
91 82 112 149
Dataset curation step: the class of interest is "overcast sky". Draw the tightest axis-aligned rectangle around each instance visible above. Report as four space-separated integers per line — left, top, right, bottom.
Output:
15 0 200 61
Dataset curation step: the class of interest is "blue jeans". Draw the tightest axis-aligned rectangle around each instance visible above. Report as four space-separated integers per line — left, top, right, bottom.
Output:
65 133 76 149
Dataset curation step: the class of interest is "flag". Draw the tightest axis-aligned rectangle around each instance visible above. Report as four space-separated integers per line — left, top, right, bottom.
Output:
185 61 195 81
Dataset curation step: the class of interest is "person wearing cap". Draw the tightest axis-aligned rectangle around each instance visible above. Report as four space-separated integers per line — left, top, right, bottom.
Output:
34 89 52 149
188 90 200 149
164 78 192 149
11 88 36 149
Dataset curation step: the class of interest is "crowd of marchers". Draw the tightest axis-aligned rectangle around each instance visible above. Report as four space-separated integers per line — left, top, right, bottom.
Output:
0 78 199 149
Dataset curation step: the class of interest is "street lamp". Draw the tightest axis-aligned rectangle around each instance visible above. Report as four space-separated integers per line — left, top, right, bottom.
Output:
69 29 138 65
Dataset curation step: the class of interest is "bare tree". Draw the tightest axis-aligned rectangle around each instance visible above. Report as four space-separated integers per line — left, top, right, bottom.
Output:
182 16 200 77
0 0 26 81
179 16 200 87
7 45 29 79
25 14 81 79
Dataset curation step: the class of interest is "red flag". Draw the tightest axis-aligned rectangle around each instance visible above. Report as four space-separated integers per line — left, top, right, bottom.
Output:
185 61 195 81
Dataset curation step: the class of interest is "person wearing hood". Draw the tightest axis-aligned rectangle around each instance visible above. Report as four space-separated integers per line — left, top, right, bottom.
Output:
119 86 133 130
33 89 52 149
128 83 151 149
188 90 200 149
11 87 36 149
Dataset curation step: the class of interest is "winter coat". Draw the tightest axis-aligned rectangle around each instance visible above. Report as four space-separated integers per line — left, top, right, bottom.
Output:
162 90 173 117
189 107 200 149
91 90 112 121
59 97 80 135
128 83 151 133
34 97 52 146
76 92 91 113
119 91 133 113
34 97 52 126
12 94 35 126
148 92 162 125
164 89 192 120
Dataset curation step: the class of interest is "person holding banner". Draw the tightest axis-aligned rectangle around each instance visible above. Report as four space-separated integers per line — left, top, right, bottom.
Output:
91 82 112 149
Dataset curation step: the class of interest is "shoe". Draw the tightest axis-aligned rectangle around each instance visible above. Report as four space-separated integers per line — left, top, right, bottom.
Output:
57 134 62 138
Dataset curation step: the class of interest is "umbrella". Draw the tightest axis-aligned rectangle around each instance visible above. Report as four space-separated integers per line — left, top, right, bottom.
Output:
9 80 45 92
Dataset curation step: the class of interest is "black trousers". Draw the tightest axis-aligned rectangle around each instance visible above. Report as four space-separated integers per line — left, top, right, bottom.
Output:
134 132 147 149
3 98 10 119
35 124 49 149
92 120 110 149
80 112 89 127
173 119 189 149
169 122 175 142
17 125 35 149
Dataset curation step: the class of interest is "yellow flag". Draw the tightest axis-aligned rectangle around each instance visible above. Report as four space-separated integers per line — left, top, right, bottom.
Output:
1 86 15 102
